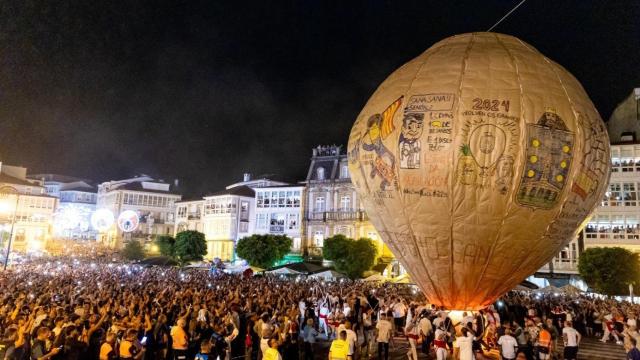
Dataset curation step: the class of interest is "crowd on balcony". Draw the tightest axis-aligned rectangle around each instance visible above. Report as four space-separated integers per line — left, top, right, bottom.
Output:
585 224 640 239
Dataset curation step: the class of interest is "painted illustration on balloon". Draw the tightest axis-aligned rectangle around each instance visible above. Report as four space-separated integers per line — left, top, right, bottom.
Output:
494 155 515 195
571 113 610 200
398 112 424 169
457 117 519 191
359 96 403 191
517 109 574 209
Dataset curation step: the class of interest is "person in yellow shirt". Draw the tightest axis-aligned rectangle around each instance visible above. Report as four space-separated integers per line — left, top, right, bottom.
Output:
171 318 190 360
329 330 351 360
99 332 117 360
263 338 281 360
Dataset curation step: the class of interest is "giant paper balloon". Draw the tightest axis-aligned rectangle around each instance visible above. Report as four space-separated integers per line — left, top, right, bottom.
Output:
347 33 610 310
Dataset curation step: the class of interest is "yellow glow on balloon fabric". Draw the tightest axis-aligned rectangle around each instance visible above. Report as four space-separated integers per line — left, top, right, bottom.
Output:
347 32 610 310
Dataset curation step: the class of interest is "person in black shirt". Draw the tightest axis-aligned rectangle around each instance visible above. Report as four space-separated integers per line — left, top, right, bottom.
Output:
31 327 61 360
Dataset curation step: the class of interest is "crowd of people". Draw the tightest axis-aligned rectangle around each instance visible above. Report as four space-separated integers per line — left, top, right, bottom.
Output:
0 256 639 360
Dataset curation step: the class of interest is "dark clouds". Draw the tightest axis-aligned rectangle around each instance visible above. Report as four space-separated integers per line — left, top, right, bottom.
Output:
0 0 638 196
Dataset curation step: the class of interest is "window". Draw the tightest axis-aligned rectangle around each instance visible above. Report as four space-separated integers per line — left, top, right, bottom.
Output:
278 191 286 207
340 165 349 179
623 183 637 206
256 214 268 229
263 192 270 207
340 196 351 211
317 167 325 180
315 196 325 212
257 192 264 208
608 183 621 206
293 237 301 250
287 213 299 230
178 206 187 217
367 231 378 240
239 222 249 233
240 201 249 221
270 213 285 232
313 230 324 247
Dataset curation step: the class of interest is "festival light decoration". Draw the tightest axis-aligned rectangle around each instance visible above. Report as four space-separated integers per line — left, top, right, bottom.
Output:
347 32 610 309
91 209 115 232
117 210 140 232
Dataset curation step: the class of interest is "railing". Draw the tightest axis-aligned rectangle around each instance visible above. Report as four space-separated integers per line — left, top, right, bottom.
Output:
188 213 201 220
537 258 579 274
306 211 368 222
269 225 285 233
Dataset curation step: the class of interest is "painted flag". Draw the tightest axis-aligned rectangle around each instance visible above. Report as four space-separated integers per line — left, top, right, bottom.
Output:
380 96 403 139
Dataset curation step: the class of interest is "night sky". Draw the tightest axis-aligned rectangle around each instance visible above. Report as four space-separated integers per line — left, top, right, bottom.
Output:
1 1 639 196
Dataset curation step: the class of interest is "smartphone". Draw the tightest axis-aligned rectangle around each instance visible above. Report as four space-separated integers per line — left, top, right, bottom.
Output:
141 336 147 345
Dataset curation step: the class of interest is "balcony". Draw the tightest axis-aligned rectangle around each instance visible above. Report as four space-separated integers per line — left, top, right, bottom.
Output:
269 225 285 233
537 258 579 274
188 213 201 220
306 211 368 222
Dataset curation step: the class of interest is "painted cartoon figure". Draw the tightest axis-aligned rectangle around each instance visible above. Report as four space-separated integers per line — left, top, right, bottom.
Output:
399 113 424 169
494 155 514 194
363 114 397 190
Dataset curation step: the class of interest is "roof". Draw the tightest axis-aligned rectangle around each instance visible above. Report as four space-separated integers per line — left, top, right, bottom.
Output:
255 184 305 189
206 185 255 198
61 185 97 193
117 182 181 195
608 89 640 143
265 262 327 275
0 173 41 187
29 174 91 184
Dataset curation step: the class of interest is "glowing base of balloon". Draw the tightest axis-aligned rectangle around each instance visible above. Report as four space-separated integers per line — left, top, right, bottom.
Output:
445 310 478 336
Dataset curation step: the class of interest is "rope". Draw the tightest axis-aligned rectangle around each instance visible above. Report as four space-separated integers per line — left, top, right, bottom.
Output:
487 0 527 32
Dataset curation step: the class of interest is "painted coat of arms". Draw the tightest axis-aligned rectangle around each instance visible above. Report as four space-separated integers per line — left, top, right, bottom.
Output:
516 109 574 209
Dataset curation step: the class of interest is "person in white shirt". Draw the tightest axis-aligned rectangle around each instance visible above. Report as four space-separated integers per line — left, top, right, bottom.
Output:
562 321 581 360
497 328 518 360
376 313 393 360
418 310 433 353
318 301 330 338
405 317 420 360
455 327 474 360
344 321 358 358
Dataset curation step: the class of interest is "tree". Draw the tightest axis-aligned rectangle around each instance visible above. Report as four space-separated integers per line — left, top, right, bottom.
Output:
154 235 176 257
236 234 292 269
174 230 207 263
122 240 145 261
578 247 640 296
323 235 377 279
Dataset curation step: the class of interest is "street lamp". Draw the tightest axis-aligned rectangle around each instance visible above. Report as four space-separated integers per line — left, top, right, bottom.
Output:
0 194 19 270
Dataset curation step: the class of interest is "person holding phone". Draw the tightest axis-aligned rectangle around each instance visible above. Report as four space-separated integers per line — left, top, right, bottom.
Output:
31 327 61 360
119 329 144 360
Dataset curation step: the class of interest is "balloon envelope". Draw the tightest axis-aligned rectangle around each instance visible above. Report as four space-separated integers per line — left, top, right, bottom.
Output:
347 32 610 310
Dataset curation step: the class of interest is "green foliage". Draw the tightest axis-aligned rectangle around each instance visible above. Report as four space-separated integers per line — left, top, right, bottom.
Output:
578 247 640 296
122 240 145 261
236 234 292 269
155 235 176 257
323 235 377 279
174 230 207 263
